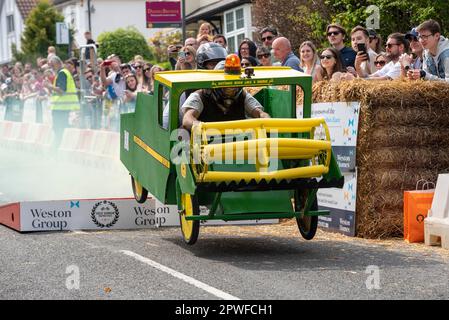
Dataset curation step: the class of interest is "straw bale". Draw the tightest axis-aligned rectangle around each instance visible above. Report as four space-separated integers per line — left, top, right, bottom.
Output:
357 168 440 191
358 147 449 169
369 126 449 148
313 79 449 238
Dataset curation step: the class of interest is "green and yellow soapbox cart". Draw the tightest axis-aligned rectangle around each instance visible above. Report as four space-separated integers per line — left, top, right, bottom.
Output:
120 63 344 245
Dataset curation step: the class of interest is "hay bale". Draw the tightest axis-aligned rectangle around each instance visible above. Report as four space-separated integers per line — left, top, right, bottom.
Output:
313 79 449 238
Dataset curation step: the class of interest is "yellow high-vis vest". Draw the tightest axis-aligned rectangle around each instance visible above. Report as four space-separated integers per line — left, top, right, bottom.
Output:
50 68 79 111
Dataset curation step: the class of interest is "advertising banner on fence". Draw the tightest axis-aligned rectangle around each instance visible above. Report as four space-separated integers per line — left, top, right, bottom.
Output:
8 197 276 232
298 101 360 236
146 1 182 28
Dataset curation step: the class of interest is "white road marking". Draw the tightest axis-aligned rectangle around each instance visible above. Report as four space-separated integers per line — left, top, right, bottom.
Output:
120 250 240 300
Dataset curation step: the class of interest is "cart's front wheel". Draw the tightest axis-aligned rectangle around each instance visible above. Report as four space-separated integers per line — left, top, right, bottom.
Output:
131 176 148 204
180 193 200 245
294 190 318 240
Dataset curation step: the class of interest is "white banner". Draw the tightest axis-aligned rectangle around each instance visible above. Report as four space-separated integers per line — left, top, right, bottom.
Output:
298 102 360 236
18 198 276 232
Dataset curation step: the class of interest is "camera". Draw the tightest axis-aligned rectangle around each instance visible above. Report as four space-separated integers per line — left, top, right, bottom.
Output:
102 59 114 66
357 43 369 61
178 51 186 59
357 43 366 54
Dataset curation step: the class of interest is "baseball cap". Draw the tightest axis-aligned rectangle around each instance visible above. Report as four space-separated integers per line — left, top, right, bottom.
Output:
405 28 419 41
367 28 377 38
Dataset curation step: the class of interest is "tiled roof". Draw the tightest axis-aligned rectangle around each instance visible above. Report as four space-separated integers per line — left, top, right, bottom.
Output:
16 0 38 19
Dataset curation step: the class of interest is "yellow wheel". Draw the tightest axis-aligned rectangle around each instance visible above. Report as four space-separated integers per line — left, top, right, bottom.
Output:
179 193 200 245
131 176 148 204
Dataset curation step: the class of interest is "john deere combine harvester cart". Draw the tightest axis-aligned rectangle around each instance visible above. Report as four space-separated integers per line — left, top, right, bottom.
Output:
120 62 344 245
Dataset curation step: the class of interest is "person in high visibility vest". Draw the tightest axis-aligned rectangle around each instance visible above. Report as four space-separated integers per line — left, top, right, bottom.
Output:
44 55 80 149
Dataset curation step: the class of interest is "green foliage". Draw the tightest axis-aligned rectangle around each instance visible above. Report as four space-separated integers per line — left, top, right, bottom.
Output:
15 0 71 63
97 27 153 63
149 31 182 63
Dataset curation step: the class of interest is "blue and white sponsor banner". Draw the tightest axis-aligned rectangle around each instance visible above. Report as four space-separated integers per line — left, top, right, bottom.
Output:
298 101 360 236
18 197 276 232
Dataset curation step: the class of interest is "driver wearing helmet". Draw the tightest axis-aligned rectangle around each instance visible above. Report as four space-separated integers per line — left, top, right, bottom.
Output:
181 43 269 130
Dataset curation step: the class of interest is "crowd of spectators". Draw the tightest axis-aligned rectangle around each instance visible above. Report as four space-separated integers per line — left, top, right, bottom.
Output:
1 18 448 133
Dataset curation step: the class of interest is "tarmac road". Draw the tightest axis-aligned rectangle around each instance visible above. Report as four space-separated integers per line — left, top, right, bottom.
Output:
1 147 449 301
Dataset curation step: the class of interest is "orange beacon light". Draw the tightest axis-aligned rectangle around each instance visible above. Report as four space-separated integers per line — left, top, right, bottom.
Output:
224 54 241 75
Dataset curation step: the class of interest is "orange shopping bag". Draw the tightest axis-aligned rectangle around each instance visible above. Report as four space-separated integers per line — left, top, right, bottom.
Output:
404 181 435 243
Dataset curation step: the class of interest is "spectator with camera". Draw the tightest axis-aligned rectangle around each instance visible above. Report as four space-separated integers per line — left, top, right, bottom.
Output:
351 26 378 78
399 28 424 78
167 44 184 70
175 46 197 70
100 54 126 131
406 20 449 82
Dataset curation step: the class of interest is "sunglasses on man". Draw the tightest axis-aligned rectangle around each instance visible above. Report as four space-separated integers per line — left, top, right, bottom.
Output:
257 53 271 59
261 36 273 42
327 31 341 37
386 43 399 49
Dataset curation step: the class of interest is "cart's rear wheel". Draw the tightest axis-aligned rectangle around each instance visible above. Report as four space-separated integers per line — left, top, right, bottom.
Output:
294 189 318 240
180 193 200 245
131 176 148 204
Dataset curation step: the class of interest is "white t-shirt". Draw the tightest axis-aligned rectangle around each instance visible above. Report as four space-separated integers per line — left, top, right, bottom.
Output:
181 90 263 118
370 60 401 79
360 48 378 75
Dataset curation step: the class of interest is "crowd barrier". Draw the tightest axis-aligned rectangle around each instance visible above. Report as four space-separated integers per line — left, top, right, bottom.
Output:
58 127 123 171
0 120 53 152
0 120 124 172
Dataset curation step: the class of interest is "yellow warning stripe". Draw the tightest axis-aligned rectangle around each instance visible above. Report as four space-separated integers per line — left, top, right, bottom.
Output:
133 135 170 169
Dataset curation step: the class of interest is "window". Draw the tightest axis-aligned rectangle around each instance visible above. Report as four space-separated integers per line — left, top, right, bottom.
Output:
225 12 234 33
236 8 244 29
227 36 235 54
237 33 245 46
7 15 14 33
224 5 251 54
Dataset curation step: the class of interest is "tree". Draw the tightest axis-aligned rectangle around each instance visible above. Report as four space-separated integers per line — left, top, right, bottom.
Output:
15 0 71 62
97 27 153 63
149 30 182 64
252 0 330 52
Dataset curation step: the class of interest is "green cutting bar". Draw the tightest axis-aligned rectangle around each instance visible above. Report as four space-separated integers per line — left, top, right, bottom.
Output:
185 210 330 221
